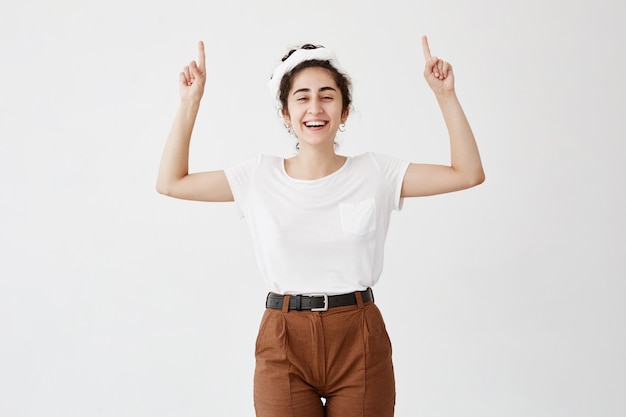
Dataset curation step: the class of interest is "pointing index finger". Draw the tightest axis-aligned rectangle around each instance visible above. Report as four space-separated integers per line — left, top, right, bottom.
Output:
198 40 206 71
422 35 432 61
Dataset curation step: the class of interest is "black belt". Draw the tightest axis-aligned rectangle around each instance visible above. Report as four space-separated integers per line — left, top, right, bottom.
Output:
266 288 374 312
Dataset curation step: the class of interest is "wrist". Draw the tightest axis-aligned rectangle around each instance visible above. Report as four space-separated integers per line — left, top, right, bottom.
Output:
179 99 201 110
433 90 460 108
433 89 457 100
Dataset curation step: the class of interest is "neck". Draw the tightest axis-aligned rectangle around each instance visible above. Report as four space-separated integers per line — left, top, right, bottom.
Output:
285 146 346 180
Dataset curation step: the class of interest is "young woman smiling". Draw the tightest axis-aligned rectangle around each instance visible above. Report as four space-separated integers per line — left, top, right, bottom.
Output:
157 36 484 417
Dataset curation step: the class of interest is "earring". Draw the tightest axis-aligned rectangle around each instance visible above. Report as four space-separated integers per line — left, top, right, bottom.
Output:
285 124 294 134
339 123 346 132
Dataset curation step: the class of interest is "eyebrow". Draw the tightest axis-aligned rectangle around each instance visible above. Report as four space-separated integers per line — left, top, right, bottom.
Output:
292 86 337 96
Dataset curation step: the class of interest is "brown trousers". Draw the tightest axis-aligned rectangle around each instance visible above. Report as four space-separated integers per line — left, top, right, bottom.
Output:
254 292 395 417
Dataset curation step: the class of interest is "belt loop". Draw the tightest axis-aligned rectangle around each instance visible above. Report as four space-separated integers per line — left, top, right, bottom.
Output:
282 294 291 313
355 290 364 309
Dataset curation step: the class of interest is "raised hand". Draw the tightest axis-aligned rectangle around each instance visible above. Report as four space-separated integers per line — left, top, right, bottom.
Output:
422 36 455 94
179 41 206 103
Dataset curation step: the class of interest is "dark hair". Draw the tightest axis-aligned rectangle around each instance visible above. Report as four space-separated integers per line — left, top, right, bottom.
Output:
278 44 352 115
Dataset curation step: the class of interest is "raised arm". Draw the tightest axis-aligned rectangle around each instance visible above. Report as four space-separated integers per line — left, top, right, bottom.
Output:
156 41 233 202
400 36 485 198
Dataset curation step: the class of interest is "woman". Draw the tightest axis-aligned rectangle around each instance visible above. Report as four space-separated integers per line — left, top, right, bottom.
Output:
157 36 484 417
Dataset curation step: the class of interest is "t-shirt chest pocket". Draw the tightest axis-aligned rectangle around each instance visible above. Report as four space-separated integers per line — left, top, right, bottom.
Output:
339 197 377 235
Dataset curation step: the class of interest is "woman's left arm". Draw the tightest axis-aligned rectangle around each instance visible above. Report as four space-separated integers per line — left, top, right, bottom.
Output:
401 36 485 198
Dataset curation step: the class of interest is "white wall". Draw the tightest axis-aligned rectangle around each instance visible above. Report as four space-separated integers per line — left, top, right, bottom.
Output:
1 0 624 416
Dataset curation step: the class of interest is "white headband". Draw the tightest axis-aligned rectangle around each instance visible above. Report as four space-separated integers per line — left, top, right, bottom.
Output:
267 47 351 109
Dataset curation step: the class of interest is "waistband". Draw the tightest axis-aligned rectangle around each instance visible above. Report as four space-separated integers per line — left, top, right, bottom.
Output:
265 288 374 312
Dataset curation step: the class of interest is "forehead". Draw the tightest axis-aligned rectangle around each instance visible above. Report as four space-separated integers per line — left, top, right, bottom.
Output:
290 67 338 91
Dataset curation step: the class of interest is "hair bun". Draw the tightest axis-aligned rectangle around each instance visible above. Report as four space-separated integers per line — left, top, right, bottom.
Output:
281 44 325 62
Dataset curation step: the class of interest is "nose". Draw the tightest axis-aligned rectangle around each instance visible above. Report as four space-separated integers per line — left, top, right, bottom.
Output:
307 97 323 114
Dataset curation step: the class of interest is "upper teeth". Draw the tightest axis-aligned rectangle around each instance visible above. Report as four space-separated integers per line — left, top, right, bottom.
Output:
306 121 325 127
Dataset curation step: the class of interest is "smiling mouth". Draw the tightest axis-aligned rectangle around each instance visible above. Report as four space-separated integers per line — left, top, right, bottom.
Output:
304 120 328 127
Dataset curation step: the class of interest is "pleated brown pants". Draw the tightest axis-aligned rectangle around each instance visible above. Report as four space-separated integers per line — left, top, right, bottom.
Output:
254 292 395 417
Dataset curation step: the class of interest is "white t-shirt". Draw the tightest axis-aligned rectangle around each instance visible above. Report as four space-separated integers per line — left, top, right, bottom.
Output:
224 153 410 295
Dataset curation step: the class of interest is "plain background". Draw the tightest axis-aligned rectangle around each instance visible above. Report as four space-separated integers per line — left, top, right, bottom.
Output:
1 0 625 416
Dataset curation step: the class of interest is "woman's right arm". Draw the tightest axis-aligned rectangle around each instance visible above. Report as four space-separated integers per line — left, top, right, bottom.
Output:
156 41 234 202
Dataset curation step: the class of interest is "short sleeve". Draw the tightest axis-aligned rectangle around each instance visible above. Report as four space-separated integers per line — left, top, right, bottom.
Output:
223 155 262 218
368 153 410 211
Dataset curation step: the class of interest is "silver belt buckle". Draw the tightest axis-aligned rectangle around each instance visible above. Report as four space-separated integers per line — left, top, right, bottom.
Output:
309 294 329 312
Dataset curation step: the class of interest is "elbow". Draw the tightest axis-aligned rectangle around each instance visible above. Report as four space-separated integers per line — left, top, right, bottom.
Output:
156 184 167 196
156 172 183 196
461 168 485 189
470 169 486 187
156 180 173 197
474 169 486 186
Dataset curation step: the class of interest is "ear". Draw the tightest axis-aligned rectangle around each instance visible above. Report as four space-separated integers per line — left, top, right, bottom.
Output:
281 108 291 126
341 108 350 124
